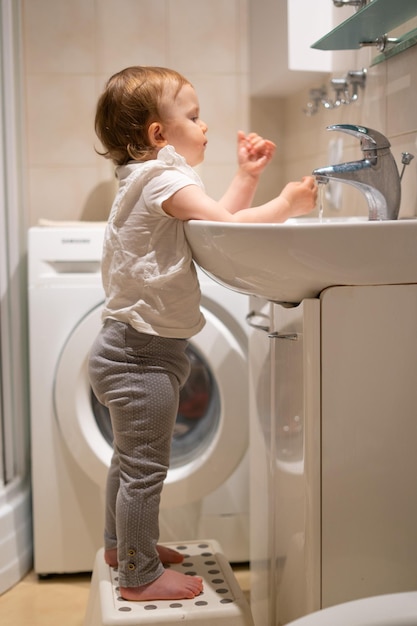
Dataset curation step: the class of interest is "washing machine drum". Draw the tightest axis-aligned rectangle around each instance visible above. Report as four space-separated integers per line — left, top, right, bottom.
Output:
53 302 248 508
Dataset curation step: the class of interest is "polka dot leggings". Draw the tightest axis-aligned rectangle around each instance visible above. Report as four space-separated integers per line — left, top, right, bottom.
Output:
88 320 190 587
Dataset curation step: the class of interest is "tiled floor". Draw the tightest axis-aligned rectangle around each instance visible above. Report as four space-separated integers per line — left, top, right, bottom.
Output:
0 564 250 626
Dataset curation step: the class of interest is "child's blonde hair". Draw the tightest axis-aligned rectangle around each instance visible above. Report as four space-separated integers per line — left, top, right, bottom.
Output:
95 66 191 166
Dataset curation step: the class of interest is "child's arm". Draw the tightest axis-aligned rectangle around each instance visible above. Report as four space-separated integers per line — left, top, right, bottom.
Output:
163 129 317 222
219 131 276 214
162 176 317 223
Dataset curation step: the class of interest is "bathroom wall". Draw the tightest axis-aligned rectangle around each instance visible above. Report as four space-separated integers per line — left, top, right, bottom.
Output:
21 0 249 226
248 5 417 217
278 17 417 219
20 2 417 224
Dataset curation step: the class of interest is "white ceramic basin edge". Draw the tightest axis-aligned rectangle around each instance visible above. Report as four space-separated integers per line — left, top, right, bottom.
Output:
185 217 417 303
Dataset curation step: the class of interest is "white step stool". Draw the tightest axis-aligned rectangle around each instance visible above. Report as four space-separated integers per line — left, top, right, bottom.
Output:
84 539 254 625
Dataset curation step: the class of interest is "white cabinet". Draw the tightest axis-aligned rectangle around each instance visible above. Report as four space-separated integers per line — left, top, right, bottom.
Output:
249 285 417 625
320 285 417 607
249 0 355 97
287 0 355 72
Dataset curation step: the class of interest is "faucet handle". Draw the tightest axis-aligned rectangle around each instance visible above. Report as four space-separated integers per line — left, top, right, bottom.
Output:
327 124 391 152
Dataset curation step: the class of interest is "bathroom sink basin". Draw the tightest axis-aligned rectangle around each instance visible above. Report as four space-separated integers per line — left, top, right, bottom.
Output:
185 217 417 303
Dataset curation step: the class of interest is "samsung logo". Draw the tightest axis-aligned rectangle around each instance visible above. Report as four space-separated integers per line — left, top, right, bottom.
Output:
61 238 91 244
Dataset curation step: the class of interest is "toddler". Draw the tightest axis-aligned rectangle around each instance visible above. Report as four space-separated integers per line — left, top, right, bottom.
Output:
88 65 317 602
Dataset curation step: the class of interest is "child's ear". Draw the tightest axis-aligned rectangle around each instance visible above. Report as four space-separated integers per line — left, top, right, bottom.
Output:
148 122 167 148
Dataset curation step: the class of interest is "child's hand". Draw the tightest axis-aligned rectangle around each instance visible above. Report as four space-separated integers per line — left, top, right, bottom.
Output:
237 130 276 177
280 176 318 217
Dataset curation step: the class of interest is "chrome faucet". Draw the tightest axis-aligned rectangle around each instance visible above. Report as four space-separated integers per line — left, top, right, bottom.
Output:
312 124 413 220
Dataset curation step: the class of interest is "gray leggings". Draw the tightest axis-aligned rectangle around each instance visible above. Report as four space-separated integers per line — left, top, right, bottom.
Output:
88 320 190 587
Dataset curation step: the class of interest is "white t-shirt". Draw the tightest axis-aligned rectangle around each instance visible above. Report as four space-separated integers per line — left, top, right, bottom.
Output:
101 145 206 338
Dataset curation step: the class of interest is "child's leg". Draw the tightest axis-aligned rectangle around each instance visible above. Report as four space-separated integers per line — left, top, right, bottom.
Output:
104 449 184 568
103 448 120 565
89 322 202 600
112 334 188 587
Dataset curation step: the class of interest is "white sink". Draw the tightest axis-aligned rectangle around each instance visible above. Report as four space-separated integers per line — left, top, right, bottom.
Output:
185 216 417 303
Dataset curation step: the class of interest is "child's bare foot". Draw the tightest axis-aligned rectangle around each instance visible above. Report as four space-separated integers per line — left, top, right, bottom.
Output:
104 548 118 567
104 545 185 568
120 569 203 601
157 545 184 564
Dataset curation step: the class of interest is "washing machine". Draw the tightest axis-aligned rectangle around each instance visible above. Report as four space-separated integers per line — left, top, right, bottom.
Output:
28 224 250 575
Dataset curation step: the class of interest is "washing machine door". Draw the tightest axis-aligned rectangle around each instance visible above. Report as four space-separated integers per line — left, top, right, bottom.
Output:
53 302 248 508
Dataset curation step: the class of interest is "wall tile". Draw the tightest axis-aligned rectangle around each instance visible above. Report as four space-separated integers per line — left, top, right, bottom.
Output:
237 0 249 75
28 166 112 224
200 163 238 200
386 46 417 136
191 73 247 164
22 0 95 74
167 0 240 74
26 74 97 166
95 0 168 76
359 62 386 134
250 97 285 205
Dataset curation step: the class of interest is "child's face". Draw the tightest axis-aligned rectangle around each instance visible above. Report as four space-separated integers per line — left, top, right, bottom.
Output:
159 84 208 167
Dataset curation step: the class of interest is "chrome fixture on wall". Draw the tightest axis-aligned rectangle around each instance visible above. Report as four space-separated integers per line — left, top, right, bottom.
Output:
359 34 399 52
399 152 414 181
322 78 349 109
303 69 366 115
332 0 368 9
303 87 328 116
344 69 367 102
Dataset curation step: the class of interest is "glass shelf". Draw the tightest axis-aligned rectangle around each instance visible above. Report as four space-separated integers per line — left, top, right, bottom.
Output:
371 26 417 65
311 0 417 50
